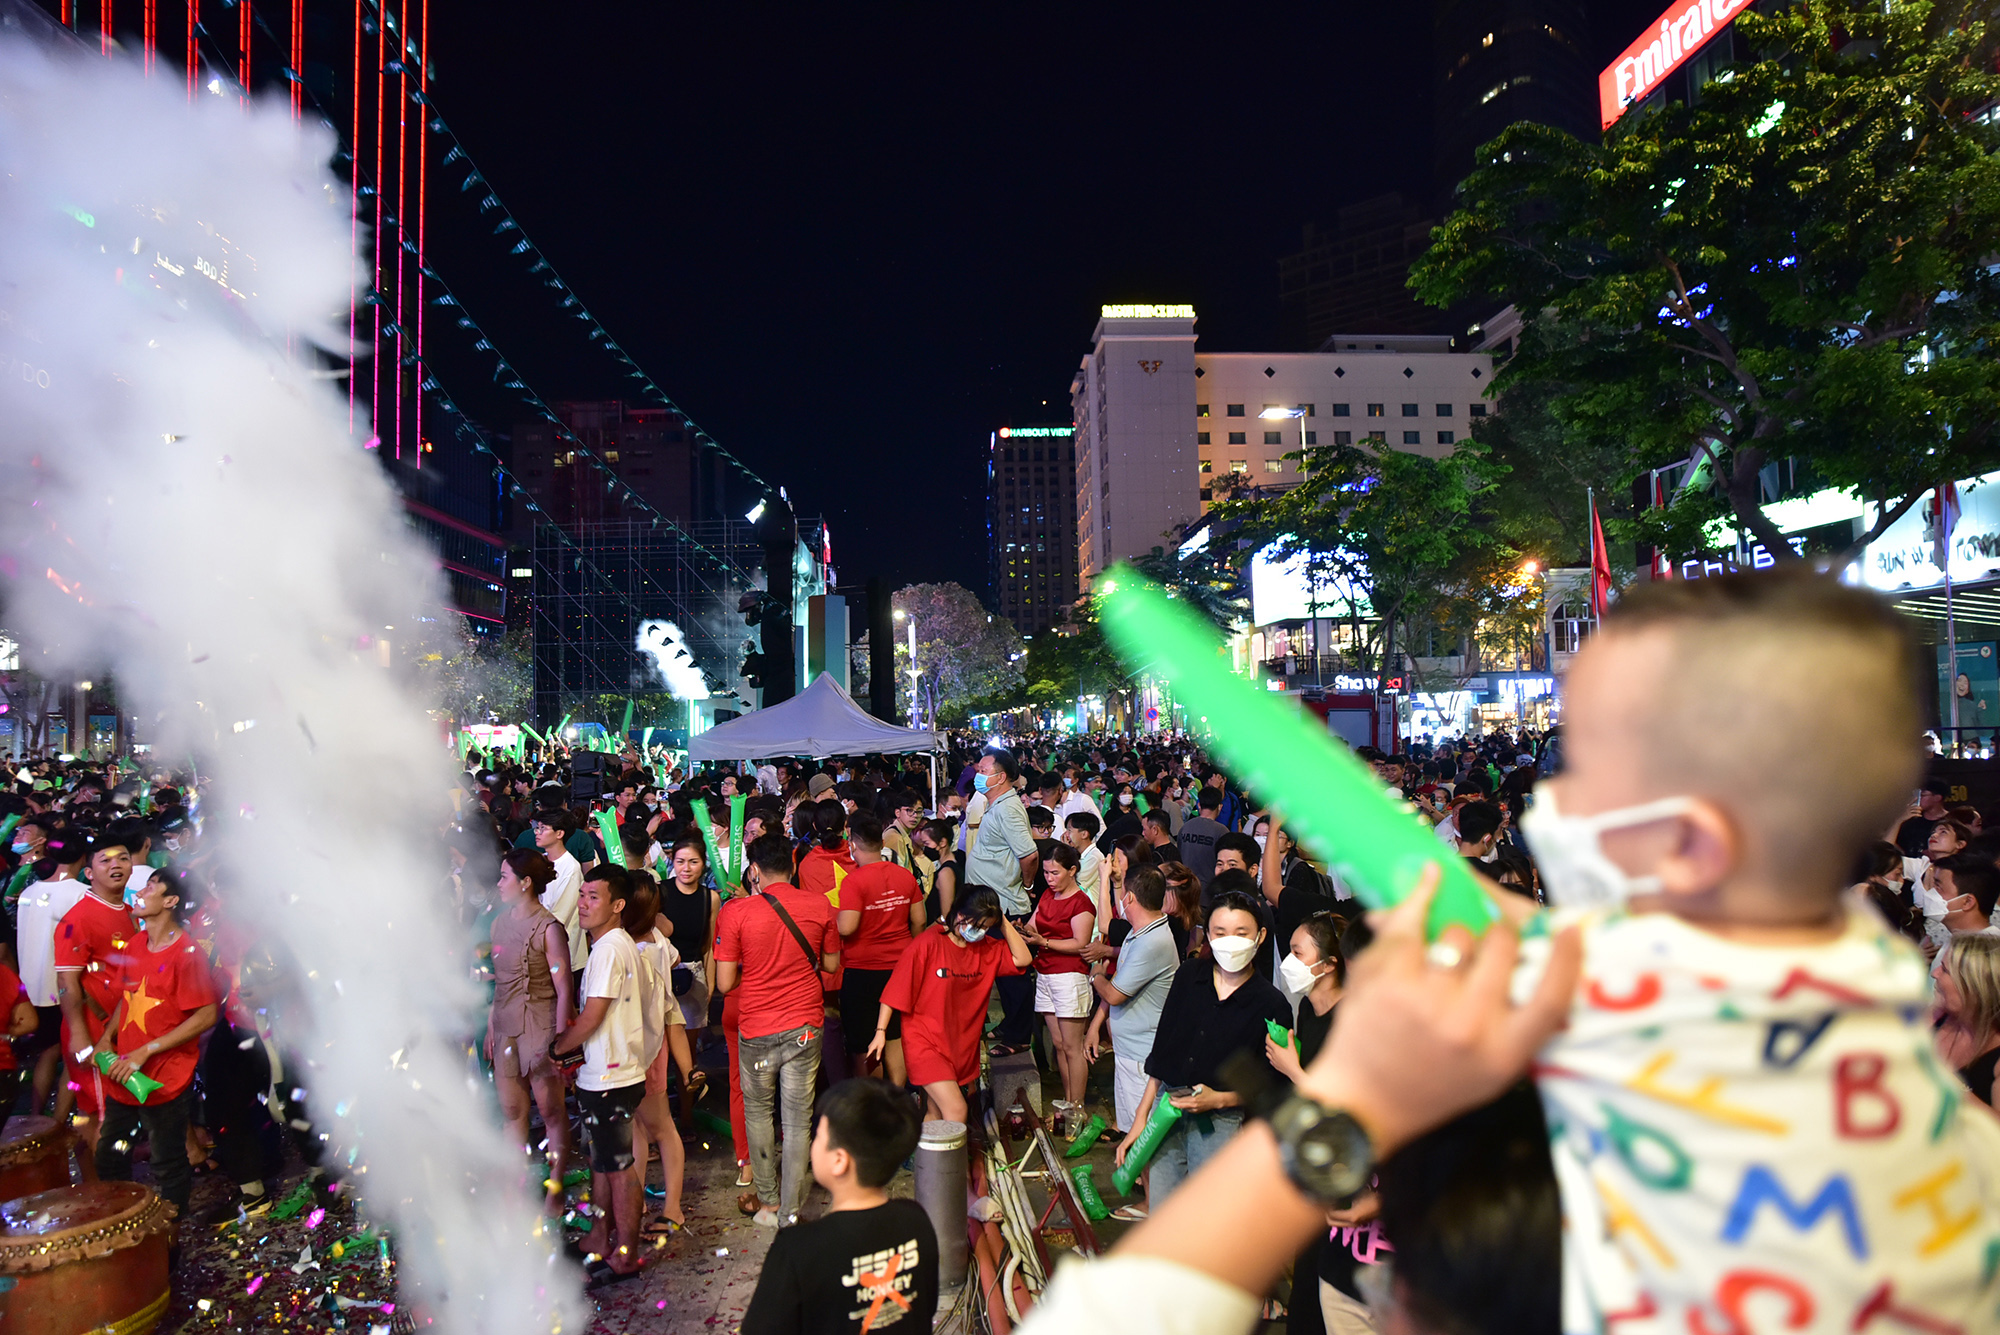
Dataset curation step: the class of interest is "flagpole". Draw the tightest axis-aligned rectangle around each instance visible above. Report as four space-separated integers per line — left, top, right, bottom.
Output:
1588 486 1602 630
1947 548 1960 748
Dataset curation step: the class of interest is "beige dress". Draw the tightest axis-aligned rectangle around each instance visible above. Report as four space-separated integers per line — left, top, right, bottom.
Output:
491 901 561 1080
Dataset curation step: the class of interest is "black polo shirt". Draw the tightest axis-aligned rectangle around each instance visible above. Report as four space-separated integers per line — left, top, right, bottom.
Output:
1143 956 1292 1093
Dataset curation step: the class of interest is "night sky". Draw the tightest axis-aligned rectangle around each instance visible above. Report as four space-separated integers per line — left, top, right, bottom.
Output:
423 1 1667 597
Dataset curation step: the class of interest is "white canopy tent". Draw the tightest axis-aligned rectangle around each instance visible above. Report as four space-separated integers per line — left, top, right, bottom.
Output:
687 672 942 762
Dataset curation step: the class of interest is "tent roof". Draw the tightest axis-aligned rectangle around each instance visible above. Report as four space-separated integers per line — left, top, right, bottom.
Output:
686 673 941 761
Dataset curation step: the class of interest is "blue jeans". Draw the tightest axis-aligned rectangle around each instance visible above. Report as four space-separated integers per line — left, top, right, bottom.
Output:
739 1023 821 1218
1145 1108 1243 1207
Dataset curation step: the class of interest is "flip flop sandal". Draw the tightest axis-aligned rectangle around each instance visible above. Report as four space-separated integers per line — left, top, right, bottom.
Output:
736 1191 764 1217
582 1257 643 1289
735 1164 754 1188
640 1216 681 1239
1110 1205 1149 1222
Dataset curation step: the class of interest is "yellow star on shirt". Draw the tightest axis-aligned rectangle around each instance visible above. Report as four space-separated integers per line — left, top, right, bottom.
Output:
121 977 162 1038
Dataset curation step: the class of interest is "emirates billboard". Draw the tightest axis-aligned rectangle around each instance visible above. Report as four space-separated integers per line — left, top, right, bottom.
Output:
1599 0 1752 130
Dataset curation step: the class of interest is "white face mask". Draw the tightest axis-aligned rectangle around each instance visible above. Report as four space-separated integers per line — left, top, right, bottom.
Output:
1209 935 1259 972
1518 784 1695 911
1278 951 1322 996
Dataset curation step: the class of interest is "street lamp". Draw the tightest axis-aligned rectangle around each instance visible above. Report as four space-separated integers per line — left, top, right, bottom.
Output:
894 609 919 728
1261 406 1324 689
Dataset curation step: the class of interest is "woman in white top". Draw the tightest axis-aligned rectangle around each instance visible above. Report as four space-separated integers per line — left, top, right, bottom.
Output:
620 874 694 1231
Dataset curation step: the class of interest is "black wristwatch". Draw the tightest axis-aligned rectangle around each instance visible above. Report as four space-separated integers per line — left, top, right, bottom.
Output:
1269 1092 1374 1206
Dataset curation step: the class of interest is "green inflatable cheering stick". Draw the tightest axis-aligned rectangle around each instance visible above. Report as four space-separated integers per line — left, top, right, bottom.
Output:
1095 565 1498 942
1069 1164 1111 1222
93 1050 164 1104
1063 1113 1108 1157
1111 1092 1183 1196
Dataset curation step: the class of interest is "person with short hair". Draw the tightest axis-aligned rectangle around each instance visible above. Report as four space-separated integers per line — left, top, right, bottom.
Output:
54 829 137 1151
739 1079 939 1335
716 833 840 1228
1452 800 1504 863
531 808 588 973
15 820 85 1120
837 812 925 1086
967 747 1040 1054
89 869 219 1218
550 866 649 1284
1085 866 1178 1144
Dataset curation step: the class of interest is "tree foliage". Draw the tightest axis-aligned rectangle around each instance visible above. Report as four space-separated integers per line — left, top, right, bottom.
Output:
1211 441 1508 678
411 622 532 725
1413 0 2000 562
890 582 1025 725
1128 543 1250 632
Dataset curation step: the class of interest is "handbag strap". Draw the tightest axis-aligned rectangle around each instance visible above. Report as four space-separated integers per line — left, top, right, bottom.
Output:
760 892 822 980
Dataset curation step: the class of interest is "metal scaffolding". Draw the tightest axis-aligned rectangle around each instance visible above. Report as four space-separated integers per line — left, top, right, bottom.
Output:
529 517 822 729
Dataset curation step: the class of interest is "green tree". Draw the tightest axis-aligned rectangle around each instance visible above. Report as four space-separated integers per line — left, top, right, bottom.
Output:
1128 543 1249 632
1414 0 2000 563
412 621 532 725
1212 441 1507 679
891 582 1026 725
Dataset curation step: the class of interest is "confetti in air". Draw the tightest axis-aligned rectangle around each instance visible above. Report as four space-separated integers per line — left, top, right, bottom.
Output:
0 32 583 1335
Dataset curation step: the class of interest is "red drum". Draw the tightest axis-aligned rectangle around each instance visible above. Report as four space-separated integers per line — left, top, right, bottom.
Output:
0 1116 74 1203
0 1181 175 1335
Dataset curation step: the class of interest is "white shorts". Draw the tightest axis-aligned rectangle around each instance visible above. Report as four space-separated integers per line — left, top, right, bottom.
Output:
1033 970 1092 1019
1113 1051 1149 1134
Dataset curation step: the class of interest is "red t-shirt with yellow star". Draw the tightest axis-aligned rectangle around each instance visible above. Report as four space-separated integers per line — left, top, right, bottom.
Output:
106 930 217 1105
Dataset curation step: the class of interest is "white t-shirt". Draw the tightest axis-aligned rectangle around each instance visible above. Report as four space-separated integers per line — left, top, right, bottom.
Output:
15 876 86 1007
541 852 586 970
578 927 647 1092
127 863 156 894
632 926 685 1069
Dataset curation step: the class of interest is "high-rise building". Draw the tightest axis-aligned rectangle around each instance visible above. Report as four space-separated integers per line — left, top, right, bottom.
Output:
510 400 732 538
988 426 1080 634
1432 0 1595 203
1071 308 1495 582
1071 307 1203 582
1277 195 1443 346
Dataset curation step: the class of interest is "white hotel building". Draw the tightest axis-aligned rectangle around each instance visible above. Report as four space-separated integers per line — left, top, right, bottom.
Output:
1070 305 1496 580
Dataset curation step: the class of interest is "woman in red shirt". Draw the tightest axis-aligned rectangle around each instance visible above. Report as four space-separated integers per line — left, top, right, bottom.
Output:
1023 841 1096 1122
867 888 1031 1125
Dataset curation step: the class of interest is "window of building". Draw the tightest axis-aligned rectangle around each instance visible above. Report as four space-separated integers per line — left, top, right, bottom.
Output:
1200 487 1213 501
1332 403 1350 417
1230 459 1248 474
1368 430 1386 441
1366 404 1384 417
1264 459 1283 473
1403 430 1422 444
1438 431 1455 445
1226 404 1245 417
1263 403 1281 414
1228 431 1246 445
1263 431 1282 445
1304 430 1317 445
1436 403 1453 417
1334 431 1352 445
1402 404 1419 417
1469 403 1488 417
604 450 621 463
1197 404 1209 417
1199 459 1212 473
1297 404 1314 416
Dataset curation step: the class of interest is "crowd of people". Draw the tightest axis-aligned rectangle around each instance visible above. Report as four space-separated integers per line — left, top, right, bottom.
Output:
2 569 1999 1334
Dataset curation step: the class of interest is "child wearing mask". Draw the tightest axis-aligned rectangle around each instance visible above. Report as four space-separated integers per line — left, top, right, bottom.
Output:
1517 570 2000 1334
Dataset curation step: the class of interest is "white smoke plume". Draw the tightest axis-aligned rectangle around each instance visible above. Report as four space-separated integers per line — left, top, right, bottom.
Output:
636 619 710 699
0 38 584 1335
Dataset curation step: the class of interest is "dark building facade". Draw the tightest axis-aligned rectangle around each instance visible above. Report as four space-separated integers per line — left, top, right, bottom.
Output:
988 425 1080 635
509 400 734 539
1432 0 1595 206
1277 195 1443 345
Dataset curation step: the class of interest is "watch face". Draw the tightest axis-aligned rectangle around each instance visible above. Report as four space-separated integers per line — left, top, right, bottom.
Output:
1280 1100 1373 1205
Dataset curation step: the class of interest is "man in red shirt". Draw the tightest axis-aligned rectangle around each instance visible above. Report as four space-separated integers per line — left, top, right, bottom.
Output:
0 960 35 1110
836 812 924 1087
90 869 218 1217
715 833 840 1229
54 831 138 1152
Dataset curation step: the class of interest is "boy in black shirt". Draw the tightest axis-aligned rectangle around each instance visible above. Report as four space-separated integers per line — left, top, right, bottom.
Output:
741 1079 938 1335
